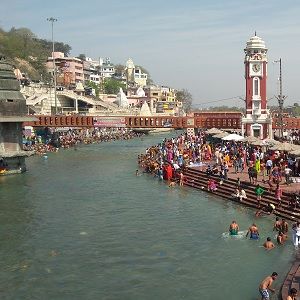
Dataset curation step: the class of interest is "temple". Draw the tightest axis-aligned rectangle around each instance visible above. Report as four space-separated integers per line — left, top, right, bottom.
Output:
0 56 36 175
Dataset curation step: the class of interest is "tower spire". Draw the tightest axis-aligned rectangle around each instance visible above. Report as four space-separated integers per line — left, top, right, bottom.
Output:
255 30 257 36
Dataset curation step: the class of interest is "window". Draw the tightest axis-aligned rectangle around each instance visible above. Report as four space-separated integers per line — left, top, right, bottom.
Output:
254 78 259 95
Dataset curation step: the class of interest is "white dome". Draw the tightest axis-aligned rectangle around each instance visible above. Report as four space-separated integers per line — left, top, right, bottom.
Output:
245 34 267 51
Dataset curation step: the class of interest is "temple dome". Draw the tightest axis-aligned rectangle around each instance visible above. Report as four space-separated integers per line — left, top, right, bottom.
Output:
126 58 135 69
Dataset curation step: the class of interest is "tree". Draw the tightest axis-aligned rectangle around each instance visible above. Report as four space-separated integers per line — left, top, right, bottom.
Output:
176 89 193 113
114 64 125 76
35 38 72 57
77 54 86 61
85 80 100 97
0 26 72 82
103 78 126 94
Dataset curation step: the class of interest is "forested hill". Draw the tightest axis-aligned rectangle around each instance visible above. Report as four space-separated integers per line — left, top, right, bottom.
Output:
0 27 71 81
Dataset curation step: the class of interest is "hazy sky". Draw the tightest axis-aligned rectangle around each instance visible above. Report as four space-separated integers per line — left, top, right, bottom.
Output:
1 0 300 108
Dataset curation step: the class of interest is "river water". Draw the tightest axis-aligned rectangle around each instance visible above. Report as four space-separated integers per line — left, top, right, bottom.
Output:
0 132 296 300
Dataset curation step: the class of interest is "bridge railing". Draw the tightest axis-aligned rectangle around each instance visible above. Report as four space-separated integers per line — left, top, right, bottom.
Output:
24 115 94 127
22 115 300 130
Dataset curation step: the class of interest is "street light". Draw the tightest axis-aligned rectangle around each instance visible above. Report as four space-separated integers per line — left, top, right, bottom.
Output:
274 58 286 139
47 17 58 114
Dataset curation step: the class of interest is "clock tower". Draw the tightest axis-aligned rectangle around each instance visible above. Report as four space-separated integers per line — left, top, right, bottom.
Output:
241 33 272 139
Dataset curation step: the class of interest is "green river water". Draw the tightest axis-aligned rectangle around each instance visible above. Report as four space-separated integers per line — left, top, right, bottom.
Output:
0 133 296 300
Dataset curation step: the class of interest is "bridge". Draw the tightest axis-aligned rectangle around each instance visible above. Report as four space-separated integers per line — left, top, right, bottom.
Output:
23 114 300 130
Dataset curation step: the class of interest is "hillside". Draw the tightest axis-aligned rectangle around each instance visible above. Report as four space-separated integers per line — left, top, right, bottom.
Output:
0 26 71 81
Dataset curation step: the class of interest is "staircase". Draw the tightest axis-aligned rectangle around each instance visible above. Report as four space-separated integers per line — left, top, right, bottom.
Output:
183 167 299 222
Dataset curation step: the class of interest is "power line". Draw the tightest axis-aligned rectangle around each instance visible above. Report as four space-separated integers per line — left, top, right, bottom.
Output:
192 96 243 106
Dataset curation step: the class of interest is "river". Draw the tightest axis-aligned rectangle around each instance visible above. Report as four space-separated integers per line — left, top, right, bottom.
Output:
0 132 295 300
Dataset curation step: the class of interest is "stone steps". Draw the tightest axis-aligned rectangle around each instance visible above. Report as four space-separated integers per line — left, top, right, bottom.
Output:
183 167 300 222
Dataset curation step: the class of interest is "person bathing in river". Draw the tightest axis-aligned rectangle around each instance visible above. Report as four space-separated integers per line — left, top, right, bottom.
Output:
179 171 184 186
258 272 278 300
263 237 275 250
273 217 282 232
277 231 288 245
229 220 239 236
281 219 289 234
246 223 259 240
255 203 275 217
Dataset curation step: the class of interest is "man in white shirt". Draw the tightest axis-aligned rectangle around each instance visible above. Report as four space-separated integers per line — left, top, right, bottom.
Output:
284 166 292 185
266 159 273 175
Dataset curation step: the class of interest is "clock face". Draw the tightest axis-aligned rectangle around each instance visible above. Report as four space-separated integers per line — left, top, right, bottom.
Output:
252 64 261 73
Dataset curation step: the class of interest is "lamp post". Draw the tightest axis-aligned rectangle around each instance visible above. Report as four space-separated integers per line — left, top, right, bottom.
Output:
47 17 58 114
274 58 286 139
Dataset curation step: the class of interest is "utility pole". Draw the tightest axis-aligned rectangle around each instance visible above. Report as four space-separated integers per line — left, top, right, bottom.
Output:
274 58 286 139
47 17 58 114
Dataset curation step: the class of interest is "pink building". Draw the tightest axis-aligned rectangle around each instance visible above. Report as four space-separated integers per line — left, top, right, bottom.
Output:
46 52 84 86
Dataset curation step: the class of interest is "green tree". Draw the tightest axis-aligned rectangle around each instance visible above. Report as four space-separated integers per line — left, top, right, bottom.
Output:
176 89 193 113
34 38 72 57
0 26 71 81
114 64 125 76
77 54 86 61
103 78 126 94
85 80 100 97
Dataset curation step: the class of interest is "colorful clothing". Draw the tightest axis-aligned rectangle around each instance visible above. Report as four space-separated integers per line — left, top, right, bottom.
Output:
250 232 259 240
229 228 238 236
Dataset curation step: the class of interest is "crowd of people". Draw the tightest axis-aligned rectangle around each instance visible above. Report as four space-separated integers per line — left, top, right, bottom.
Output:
23 128 145 155
138 130 300 208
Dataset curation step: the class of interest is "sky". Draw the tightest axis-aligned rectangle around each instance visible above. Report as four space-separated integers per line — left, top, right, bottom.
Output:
1 0 300 108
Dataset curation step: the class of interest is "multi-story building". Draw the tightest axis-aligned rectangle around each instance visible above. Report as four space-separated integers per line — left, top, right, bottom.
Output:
83 58 101 85
99 58 115 79
46 52 84 86
125 58 148 87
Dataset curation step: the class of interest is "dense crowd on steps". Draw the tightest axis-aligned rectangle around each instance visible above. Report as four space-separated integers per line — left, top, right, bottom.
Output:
23 128 145 155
